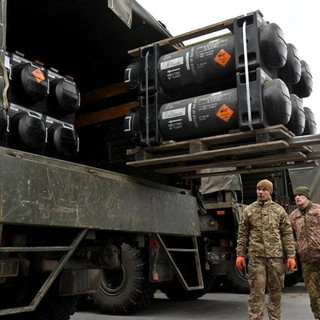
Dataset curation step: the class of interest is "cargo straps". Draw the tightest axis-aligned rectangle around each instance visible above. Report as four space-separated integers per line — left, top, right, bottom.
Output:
145 50 151 146
0 229 88 317
242 19 253 131
155 233 204 291
0 0 9 111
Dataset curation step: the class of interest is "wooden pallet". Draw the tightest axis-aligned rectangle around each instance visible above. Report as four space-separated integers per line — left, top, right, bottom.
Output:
126 125 320 178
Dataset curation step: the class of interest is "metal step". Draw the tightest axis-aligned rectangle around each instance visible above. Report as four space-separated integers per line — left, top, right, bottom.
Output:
155 233 204 291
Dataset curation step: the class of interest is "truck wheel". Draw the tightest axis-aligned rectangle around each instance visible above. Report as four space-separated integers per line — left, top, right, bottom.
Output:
91 243 155 314
34 295 79 320
226 261 250 293
160 278 208 301
0 293 77 320
285 270 303 287
1 279 78 320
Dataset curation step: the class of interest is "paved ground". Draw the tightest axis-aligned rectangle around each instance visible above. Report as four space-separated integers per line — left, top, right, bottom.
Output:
71 282 314 320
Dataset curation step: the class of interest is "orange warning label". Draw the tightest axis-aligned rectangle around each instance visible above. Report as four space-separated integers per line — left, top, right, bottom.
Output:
214 49 231 67
216 104 234 122
32 68 45 83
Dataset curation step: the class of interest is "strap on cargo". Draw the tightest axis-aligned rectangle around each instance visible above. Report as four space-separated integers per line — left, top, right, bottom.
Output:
144 50 151 146
242 20 253 130
0 0 9 110
0 59 9 110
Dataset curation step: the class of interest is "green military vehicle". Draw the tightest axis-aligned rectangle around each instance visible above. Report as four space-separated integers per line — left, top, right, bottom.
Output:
0 1 319 319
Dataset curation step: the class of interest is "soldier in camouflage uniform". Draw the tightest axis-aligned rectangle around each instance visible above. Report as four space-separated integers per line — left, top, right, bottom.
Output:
235 179 296 320
289 186 320 320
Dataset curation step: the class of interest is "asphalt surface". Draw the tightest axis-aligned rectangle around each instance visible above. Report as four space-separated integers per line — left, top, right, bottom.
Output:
71 282 314 320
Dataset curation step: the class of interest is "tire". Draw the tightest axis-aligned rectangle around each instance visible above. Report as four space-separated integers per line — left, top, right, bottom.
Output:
91 243 155 315
75 294 94 311
160 278 208 301
9 295 79 320
34 295 79 320
1 278 78 320
285 270 303 287
226 260 250 293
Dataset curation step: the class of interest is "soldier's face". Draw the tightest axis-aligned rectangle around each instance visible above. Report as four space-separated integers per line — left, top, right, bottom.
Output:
295 194 309 208
256 187 270 201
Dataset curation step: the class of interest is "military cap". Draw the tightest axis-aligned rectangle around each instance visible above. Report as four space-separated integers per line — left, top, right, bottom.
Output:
257 179 273 194
294 186 311 199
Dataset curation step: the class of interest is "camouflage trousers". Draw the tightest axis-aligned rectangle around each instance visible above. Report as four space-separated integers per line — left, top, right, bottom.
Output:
247 257 285 320
302 260 320 319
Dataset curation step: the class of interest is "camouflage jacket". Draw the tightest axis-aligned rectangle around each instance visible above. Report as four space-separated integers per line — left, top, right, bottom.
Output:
236 199 295 258
289 202 320 263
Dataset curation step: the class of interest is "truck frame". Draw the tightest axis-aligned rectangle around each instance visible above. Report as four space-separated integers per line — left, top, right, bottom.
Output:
0 145 202 318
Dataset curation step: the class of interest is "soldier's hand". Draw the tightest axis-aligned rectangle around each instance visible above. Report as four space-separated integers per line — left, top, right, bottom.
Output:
286 258 296 271
236 256 246 269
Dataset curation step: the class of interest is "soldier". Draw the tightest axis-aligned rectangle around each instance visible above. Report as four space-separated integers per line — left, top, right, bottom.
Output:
289 186 320 320
235 179 296 320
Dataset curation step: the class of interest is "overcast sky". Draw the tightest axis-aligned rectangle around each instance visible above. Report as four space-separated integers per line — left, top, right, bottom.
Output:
137 0 319 133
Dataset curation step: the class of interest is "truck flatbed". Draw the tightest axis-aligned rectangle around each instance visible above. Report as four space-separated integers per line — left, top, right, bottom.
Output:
0 146 199 236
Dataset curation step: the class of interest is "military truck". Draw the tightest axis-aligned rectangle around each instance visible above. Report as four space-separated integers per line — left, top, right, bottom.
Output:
1 2 200 319
0 1 319 319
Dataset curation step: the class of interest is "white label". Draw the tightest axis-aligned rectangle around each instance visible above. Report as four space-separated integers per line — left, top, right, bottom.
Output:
160 56 184 70
162 107 186 120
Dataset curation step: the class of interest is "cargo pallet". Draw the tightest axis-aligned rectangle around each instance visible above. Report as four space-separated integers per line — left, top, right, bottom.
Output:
126 125 320 179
